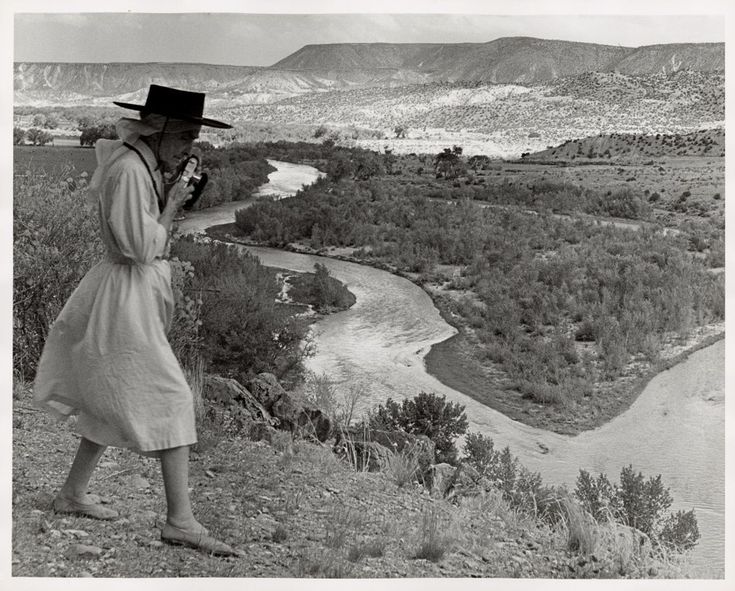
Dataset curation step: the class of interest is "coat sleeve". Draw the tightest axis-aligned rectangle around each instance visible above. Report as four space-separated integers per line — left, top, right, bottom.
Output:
106 164 169 264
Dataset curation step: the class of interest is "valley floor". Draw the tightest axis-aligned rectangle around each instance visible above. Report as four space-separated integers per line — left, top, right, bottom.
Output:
208 222 725 437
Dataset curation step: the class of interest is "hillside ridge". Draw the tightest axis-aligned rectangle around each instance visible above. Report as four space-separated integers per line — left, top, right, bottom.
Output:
14 37 724 101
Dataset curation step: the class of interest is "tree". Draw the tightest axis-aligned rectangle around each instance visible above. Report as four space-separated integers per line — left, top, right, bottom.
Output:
383 147 398 175
25 128 53 146
326 151 355 182
433 147 467 180
13 127 26 145
353 152 385 181
77 115 95 130
80 124 118 147
193 140 215 152
43 114 59 130
468 155 491 171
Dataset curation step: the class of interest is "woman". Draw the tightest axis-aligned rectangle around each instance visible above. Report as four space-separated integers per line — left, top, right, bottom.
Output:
33 85 240 557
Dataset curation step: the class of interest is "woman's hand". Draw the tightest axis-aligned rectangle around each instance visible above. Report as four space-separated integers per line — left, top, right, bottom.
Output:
167 177 195 210
158 178 194 232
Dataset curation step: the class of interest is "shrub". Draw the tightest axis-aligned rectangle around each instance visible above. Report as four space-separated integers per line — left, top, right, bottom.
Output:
310 262 355 311
461 432 560 520
369 391 469 464
170 236 311 380
659 509 700 552
574 466 700 553
13 172 103 379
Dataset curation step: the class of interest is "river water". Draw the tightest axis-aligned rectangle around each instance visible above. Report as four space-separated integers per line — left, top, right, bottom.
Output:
183 160 726 578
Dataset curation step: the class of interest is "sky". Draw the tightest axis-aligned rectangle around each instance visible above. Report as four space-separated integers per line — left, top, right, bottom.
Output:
13 12 726 67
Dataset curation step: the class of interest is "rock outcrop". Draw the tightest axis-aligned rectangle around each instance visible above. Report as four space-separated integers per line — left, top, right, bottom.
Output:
203 373 331 443
248 373 332 443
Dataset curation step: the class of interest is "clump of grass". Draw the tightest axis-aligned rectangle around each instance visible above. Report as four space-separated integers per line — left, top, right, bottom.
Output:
12 373 31 401
347 539 386 562
382 448 419 488
334 424 373 473
295 439 342 475
272 431 297 468
296 550 355 578
185 355 206 428
271 524 288 543
281 490 304 515
559 496 598 555
412 506 451 563
324 506 365 550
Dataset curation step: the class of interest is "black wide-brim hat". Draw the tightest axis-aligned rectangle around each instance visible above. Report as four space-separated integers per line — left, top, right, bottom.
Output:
113 84 232 129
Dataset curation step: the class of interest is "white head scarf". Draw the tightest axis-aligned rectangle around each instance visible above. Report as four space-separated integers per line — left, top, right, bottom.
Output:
86 115 200 206
116 114 201 143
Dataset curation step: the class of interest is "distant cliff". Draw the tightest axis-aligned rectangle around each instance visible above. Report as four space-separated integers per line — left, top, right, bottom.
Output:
14 62 261 98
272 37 724 82
14 37 724 106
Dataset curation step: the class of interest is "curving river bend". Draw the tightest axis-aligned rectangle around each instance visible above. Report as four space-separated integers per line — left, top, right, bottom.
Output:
182 160 726 578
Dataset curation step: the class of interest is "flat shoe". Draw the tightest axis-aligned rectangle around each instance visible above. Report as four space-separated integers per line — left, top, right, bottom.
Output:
161 523 242 557
53 496 119 520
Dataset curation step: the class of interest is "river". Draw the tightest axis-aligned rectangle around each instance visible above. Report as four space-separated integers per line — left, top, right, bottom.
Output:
181 160 726 578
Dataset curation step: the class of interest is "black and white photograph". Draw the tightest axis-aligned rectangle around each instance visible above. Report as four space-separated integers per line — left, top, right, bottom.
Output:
5 0 732 587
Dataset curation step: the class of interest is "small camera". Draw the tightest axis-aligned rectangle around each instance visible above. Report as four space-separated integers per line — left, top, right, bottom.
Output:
179 155 209 210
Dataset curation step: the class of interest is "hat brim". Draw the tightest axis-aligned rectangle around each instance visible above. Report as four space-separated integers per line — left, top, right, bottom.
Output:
113 101 233 129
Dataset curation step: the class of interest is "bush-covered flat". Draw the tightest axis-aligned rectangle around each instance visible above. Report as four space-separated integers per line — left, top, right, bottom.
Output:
230 140 724 435
14 145 98 176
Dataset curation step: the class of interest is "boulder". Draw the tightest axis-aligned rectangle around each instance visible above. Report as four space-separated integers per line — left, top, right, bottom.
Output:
429 463 456 497
446 462 483 498
247 373 287 412
247 422 279 444
338 440 392 472
615 524 653 558
249 373 332 443
203 375 274 426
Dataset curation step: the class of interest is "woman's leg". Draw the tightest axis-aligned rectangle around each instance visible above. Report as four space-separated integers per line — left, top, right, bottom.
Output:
159 446 239 555
58 437 107 501
159 445 198 528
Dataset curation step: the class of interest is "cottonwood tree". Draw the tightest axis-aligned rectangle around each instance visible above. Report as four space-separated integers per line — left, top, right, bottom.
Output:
468 154 491 171
79 124 118 147
25 128 53 146
13 127 26 145
394 125 407 139
433 146 467 180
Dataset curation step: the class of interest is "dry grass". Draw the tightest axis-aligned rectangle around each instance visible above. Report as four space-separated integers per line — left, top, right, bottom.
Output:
381 448 420 488
324 506 365 549
413 506 453 563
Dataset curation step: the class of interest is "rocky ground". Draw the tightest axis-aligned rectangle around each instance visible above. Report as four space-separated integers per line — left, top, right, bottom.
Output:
11 380 690 580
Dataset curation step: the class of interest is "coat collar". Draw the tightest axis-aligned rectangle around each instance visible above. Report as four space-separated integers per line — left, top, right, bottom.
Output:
130 136 162 175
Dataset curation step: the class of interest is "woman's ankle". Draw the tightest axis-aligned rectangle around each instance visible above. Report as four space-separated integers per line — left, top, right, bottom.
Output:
57 486 87 501
165 515 204 532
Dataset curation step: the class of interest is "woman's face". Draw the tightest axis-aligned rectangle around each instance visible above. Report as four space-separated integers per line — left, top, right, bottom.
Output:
156 126 201 172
